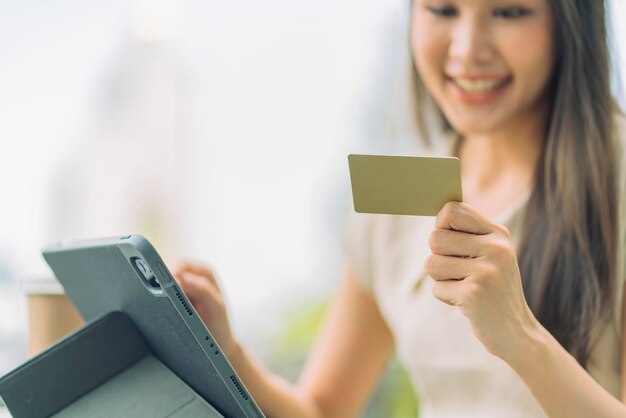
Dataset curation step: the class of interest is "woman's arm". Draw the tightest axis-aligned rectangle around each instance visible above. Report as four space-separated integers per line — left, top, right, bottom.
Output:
425 201 626 418
298 265 394 418
500 308 626 418
175 262 393 418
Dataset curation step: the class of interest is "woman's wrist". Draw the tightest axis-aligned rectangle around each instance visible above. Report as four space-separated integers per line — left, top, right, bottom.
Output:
500 309 551 371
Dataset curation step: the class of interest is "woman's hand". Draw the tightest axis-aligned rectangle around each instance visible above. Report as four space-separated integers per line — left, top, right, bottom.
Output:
171 261 238 357
424 201 541 361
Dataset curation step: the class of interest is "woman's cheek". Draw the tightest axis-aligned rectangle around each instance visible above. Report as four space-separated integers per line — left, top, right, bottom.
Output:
412 30 446 89
496 21 555 99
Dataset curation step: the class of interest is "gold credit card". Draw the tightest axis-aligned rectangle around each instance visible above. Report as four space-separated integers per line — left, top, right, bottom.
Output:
348 154 463 216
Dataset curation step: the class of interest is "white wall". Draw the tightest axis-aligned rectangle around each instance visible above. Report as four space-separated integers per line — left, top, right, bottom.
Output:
0 0 406 375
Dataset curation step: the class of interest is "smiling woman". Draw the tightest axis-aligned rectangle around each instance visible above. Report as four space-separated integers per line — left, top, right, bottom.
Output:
401 0 624 415
413 0 555 137
412 0 619 369
171 1 626 417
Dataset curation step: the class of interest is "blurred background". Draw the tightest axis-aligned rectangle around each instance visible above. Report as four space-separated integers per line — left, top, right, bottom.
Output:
0 0 624 416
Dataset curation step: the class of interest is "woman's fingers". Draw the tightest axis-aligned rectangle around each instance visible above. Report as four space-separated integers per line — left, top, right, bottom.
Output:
428 228 486 258
424 254 475 281
172 260 220 289
177 272 222 303
431 279 463 306
176 272 228 328
435 202 494 235
431 202 514 260
168 261 235 355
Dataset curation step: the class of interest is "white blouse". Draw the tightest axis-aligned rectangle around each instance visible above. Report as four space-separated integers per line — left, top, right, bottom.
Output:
345 116 626 417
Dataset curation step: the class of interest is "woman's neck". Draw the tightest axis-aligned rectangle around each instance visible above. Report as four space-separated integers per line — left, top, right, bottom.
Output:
456 116 547 216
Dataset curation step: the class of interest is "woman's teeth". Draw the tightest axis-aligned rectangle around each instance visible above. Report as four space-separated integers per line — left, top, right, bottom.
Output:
452 77 509 93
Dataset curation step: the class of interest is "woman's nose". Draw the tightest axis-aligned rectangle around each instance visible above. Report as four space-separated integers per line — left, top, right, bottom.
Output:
448 17 494 65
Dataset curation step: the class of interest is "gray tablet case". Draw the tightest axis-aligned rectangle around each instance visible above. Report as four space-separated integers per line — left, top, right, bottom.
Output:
1 235 264 418
0 311 223 417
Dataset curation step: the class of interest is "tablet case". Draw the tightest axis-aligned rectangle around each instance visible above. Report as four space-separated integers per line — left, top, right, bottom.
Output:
0 311 223 418
40 235 264 418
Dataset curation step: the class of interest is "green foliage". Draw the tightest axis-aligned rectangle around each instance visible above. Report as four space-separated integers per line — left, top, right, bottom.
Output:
266 299 419 417
363 359 418 418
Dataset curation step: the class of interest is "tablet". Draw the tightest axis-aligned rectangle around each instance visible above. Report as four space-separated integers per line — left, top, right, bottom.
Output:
42 235 265 418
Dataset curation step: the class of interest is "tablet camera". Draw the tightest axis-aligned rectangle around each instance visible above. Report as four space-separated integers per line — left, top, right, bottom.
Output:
132 257 161 289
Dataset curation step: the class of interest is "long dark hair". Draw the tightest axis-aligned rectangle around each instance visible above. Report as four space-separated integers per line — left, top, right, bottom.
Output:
517 0 618 367
412 0 619 367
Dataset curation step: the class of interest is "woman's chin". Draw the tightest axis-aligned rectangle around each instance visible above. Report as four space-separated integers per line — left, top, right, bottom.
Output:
445 118 503 137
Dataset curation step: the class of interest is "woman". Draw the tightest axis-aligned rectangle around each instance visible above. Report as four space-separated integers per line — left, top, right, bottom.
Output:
174 1 626 417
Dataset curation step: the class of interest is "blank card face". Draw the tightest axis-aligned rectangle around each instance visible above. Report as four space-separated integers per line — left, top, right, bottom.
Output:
348 154 463 216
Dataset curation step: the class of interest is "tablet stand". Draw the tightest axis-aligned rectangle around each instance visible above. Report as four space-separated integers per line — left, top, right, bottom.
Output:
0 312 224 418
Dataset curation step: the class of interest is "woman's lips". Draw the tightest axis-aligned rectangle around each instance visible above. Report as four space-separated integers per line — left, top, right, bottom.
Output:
446 75 513 104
